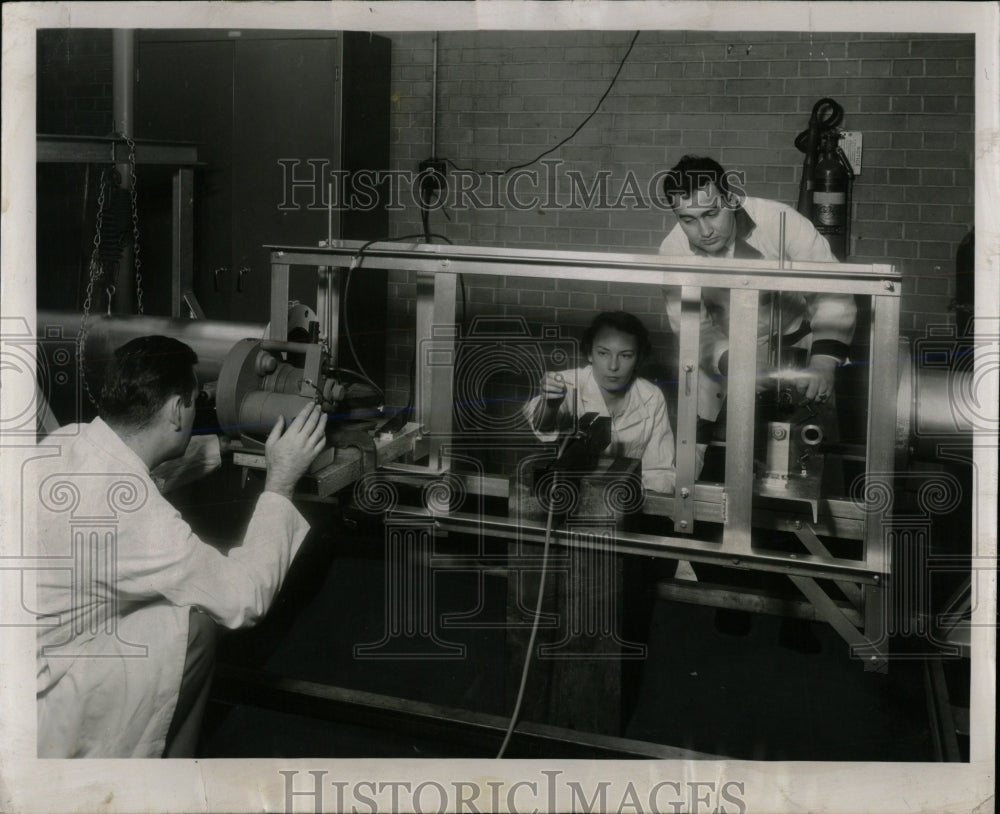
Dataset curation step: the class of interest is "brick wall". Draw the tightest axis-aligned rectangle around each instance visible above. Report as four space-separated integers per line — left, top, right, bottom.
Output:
37 29 113 135
385 30 975 411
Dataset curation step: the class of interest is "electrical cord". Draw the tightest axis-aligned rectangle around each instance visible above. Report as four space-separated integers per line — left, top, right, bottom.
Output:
344 232 457 415
448 31 640 178
496 434 572 758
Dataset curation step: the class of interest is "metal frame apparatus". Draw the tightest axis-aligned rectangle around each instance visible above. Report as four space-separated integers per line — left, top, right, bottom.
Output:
269 241 902 671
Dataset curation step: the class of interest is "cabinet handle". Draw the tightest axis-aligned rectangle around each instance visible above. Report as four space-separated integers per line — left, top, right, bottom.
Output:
237 267 250 293
213 267 227 292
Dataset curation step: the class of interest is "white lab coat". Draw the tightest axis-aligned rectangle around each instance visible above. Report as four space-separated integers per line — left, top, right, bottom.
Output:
660 196 855 421
523 366 676 495
33 418 309 757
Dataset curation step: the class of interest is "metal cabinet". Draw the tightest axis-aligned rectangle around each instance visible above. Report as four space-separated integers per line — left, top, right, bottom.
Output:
136 30 390 381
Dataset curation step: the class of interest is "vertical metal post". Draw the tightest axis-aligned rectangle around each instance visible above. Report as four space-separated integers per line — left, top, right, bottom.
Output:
428 272 457 470
171 168 194 318
415 270 436 430
316 266 341 365
865 294 901 574
112 30 136 314
674 285 701 532
722 287 760 554
269 261 290 341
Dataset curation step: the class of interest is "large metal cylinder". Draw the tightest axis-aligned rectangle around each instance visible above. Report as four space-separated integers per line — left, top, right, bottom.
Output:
38 310 267 383
896 337 974 461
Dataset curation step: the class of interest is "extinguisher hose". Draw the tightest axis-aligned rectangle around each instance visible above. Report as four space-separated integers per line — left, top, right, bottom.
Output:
795 98 845 217
794 98 844 153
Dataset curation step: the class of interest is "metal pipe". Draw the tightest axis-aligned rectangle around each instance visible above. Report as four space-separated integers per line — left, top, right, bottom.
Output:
38 310 266 383
112 29 136 314
431 32 438 158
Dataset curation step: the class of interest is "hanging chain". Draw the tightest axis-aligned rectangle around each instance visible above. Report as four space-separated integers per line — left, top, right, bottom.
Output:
78 168 109 410
124 132 144 315
76 132 145 411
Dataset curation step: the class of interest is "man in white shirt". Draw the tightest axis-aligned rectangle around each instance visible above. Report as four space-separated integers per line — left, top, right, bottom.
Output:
659 155 856 430
34 335 327 757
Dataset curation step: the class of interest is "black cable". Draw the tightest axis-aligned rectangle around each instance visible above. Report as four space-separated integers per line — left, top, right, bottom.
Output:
343 232 455 416
447 31 640 177
496 437 571 758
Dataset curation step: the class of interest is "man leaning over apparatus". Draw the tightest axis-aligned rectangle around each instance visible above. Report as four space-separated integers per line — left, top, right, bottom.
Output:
659 155 857 437
34 335 327 758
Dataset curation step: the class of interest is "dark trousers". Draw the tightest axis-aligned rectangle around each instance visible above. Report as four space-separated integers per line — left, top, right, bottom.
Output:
164 608 218 758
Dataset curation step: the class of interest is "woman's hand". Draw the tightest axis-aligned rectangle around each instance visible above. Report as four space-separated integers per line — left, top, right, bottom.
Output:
541 372 568 402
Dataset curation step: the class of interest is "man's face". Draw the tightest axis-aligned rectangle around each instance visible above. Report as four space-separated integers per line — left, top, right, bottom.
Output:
165 384 199 460
671 182 738 255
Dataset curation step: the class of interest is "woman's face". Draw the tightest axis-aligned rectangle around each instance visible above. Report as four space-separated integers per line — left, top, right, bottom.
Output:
587 326 639 393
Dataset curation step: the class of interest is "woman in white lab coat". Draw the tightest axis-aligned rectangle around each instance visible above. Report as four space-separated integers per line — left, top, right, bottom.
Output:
525 310 676 495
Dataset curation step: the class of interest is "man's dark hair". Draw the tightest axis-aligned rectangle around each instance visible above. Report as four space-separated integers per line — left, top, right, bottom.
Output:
583 311 652 363
662 154 735 204
99 335 198 428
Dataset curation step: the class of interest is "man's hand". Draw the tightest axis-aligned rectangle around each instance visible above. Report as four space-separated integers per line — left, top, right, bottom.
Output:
790 355 838 404
263 403 328 500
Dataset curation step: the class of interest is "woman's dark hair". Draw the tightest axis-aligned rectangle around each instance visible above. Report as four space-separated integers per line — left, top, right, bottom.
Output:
99 335 198 428
662 154 734 203
582 311 652 363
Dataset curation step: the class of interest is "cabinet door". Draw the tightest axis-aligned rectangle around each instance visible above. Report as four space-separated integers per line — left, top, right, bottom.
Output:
136 39 236 320
230 37 341 323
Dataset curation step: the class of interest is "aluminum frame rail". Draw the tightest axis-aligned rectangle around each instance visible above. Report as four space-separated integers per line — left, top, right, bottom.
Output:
269 241 902 669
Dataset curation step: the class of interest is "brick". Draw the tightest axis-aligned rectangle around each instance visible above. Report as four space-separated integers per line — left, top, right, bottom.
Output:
846 40 912 59
910 222 968 244
855 113 911 132
708 94 740 113
886 204 920 222
916 274 954 297
737 96 771 114
724 77 785 96
908 38 974 59
889 95 923 113
917 241 954 260
923 96 958 114
568 292 596 311
767 95 799 114
785 41 847 60
855 203 887 221
890 59 925 77
905 149 972 170
738 60 770 78
863 148 905 170
853 94 887 114
910 113 973 132
884 132 920 153
796 59 831 78
859 220 903 240
909 76 971 95
768 60 800 78
886 240 920 259
783 77 847 96
859 59 893 77
710 60 740 78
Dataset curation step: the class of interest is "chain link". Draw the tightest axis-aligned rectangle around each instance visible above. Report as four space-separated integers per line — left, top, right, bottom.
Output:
124 132 143 315
76 133 145 410
77 168 110 410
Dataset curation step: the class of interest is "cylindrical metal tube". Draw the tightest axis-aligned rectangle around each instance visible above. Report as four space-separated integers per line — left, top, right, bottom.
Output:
237 391 314 437
38 310 267 383
895 337 974 461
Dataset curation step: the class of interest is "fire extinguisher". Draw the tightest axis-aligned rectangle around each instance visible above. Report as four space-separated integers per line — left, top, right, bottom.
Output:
796 98 854 261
